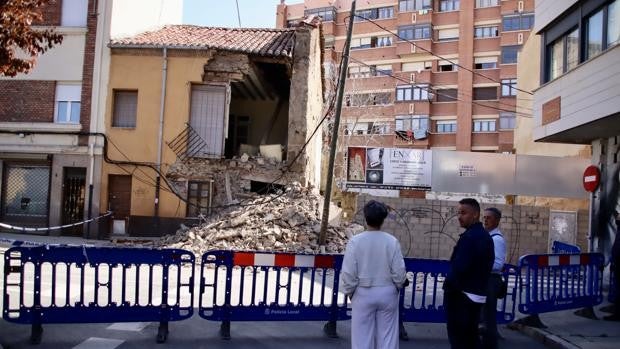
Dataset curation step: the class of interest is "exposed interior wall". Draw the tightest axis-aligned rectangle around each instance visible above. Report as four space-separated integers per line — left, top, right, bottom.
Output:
229 96 290 148
356 195 589 264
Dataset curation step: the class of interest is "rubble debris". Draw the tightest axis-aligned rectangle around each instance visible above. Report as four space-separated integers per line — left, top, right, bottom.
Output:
134 182 365 256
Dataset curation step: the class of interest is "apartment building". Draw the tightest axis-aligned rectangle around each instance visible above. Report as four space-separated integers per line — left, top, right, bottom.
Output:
277 0 534 154
531 0 619 254
0 0 182 238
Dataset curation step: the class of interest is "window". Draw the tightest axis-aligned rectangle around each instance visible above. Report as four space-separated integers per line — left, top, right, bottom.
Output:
503 13 535 31
473 119 497 132
437 28 459 41
609 1 619 47
370 122 391 134
396 115 429 131
499 112 516 129
355 6 394 21
439 0 460 12
474 26 498 38
113 90 138 128
473 87 498 100
61 0 88 27
438 60 458 72
347 122 390 135
436 120 457 133
546 28 579 81
348 64 392 78
501 45 520 64
351 35 392 49
476 0 499 8
399 0 432 12
304 7 336 21
187 181 211 217
396 84 430 101
436 88 458 102
402 61 433 72
398 25 431 40
347 93 391 106
55 84 81 123
474 56 498 69
501 79 517 97
587 9 604 59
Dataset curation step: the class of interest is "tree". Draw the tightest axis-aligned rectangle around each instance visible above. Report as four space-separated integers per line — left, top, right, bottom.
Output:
0 0 63 77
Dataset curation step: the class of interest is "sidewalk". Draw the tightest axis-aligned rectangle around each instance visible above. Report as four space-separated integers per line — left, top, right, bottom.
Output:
509 303 620 349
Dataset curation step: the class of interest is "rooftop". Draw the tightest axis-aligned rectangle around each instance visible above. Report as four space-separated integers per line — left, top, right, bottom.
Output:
110 25 297 58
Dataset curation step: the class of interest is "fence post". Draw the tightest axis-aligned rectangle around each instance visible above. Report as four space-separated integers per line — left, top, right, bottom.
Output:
220 252 233 340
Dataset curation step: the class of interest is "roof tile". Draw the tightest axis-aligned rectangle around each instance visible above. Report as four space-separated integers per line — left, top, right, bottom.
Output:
110 25 296 58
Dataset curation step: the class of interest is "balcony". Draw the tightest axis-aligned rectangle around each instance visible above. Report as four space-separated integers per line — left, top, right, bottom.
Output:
396 40 432 56
471 132 499 147
430 101 457 115
432 10 459 26
498 129 514 145
474 6 501 22
349 46 398 62
432 71 458 85
472 68 499 84
428 132 456 147
393 101 430 115
351 18 398 35
397 10 432 25
393 70 431 84
342 105 395 119
393 130 430 147
432 40 458 56
474 37 500 52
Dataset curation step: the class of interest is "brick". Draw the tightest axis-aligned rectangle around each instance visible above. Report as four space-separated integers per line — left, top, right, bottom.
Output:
0 80 56 122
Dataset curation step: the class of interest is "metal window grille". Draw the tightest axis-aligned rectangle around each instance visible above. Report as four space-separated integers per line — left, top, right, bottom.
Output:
1 164 51 226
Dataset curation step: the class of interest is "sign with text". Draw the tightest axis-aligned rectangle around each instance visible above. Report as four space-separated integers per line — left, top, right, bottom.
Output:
346 147 432 190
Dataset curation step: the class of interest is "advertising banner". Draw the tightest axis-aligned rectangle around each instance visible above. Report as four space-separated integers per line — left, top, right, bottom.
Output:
346 147 432 190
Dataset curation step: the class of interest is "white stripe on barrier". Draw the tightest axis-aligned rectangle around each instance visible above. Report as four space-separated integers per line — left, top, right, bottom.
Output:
570 254 581 265
295 255 315 268
548 256 559 266
254 253 275 266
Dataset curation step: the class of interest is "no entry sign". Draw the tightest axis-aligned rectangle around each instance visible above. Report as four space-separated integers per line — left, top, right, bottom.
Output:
583 165 600 192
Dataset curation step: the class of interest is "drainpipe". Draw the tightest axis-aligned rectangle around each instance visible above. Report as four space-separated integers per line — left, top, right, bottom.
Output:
87 142 95 238
155 47 168 217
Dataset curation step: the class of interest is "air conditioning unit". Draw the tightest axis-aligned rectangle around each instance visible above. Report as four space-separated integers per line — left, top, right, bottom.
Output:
517 32 524 44
517 1 524 13
412 13 417 23
409 103 415 114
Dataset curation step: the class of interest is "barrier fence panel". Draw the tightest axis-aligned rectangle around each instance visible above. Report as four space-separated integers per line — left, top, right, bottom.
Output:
551 241 581 254
198 250 350 339
2 245 195 344
518 253 604 316
399 258 518 324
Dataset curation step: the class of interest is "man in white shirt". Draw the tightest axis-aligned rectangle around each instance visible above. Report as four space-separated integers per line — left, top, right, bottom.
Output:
481 207 507 349
340 200 407 349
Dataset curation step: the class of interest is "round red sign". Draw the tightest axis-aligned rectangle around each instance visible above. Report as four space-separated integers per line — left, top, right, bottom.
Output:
583 165 600 192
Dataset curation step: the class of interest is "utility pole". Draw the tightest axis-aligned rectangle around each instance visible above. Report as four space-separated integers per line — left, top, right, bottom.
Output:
319 1 356 248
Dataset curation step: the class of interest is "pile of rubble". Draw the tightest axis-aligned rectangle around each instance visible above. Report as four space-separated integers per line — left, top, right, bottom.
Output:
153 183 364 256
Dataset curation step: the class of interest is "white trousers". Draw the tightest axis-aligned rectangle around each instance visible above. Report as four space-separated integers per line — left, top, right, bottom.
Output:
351 285 399 349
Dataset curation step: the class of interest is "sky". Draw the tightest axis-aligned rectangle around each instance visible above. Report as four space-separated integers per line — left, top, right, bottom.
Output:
183 0 304 28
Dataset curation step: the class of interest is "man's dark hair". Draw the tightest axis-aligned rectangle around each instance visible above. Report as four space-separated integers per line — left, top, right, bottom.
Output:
364 200 388 227
458 198 480 212
485 207 502 219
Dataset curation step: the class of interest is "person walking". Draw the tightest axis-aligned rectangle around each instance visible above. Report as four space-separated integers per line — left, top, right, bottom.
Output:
340 200 407 349
481 207 506 349
604 210 620 321
443 198 495 349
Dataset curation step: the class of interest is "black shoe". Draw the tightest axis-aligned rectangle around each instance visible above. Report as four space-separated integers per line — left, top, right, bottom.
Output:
603 314 620 321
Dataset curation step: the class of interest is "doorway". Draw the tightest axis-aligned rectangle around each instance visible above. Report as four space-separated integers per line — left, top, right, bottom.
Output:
108 174 132 235
61 167 86 236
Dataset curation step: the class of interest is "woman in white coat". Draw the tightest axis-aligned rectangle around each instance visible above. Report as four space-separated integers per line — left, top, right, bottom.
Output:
340 200 407 349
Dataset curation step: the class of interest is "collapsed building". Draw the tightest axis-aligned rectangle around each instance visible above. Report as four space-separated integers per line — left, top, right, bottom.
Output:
102 23 325 236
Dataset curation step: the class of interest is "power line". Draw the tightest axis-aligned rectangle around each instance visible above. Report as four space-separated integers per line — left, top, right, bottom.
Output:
235 0 242 28
345 55 534 119
350 14 535 97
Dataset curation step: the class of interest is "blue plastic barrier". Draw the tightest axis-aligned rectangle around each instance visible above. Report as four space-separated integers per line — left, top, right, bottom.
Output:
2 245 195 344
518 253 604 316
198 250 349 338
551 241 581 254
610 263 617 303
399 258 518 324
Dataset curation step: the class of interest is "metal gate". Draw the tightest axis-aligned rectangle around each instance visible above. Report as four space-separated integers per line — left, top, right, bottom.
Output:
1 163 51 228
61 167 86 236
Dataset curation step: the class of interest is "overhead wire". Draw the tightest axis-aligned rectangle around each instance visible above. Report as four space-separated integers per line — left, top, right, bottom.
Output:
350 14 535 98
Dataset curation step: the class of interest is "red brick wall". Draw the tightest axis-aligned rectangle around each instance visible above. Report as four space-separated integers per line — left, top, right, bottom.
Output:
78 0 97 143
0 81 56 122
35 0 62 26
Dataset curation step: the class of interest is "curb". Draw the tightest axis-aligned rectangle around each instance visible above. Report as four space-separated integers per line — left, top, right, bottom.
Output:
508 323 581 349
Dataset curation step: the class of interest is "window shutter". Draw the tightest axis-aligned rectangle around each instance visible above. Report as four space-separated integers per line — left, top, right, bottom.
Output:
190 85 227 158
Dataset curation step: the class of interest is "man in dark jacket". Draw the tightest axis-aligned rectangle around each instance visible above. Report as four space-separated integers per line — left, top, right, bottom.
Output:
444 198 495 349
605 210 620 321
